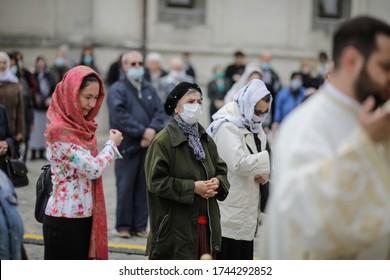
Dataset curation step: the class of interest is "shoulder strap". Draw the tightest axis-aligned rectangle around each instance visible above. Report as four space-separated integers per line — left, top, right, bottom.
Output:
246 133 262 154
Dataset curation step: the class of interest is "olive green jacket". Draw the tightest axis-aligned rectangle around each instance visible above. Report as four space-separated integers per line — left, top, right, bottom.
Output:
145 119 230 259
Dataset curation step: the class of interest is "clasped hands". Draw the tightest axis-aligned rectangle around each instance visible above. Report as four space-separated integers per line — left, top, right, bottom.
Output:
194 178 220 200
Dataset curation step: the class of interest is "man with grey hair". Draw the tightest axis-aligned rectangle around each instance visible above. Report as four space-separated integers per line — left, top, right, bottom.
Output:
107 50 165 239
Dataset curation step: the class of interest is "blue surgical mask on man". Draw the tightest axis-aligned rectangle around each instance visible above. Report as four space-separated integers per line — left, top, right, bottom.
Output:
83 55 93 64
261 63 270 71
9 65 18 75
291 79 302 90
54 57 65 67
127 67 145 81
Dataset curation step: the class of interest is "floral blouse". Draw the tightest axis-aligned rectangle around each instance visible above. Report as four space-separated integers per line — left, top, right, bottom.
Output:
45 140 119 218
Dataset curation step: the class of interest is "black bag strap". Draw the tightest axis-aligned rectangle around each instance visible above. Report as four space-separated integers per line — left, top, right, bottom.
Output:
246 133 270 158
246 133 271 213
245 133 261 154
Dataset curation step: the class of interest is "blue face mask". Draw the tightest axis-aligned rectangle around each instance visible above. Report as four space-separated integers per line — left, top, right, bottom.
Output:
291 79 302 90
261 63 270 71
54 57 65 67
9 65 18 75
83 55 93 64
127 67 145 80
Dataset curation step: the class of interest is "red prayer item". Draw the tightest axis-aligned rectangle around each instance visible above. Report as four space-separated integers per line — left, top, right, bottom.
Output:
45 66 108 260
198 216 208 225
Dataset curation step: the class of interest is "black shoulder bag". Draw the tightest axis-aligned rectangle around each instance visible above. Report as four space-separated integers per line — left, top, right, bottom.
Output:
5 158 29 188
34 165 53 223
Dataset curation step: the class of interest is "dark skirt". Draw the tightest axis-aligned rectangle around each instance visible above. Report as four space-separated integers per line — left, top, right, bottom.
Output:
43 215 92 260
216 236 254 260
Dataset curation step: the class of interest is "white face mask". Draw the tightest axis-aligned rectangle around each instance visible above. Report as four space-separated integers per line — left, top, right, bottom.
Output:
171 70 185 81
179 104 202 125
250 113 267 134
252 113 266 123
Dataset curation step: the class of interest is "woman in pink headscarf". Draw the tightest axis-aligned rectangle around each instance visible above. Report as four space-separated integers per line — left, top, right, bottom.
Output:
43 66 123 259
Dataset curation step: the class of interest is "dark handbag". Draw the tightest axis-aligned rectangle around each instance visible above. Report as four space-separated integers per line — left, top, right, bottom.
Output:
35 165 53 223
5 159 29 187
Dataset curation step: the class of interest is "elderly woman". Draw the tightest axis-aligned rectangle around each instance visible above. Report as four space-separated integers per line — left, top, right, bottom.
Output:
0 51 24 153
207 79 272 260
145 82 230 260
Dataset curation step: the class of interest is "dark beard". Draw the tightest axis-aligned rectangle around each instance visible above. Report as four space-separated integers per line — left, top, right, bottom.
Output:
354 67 387 108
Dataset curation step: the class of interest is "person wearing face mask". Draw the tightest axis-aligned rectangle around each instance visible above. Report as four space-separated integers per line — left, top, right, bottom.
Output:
51 47 71 84
79 45 100 74
8 52 36 162
207 79 272 260
259 51 282 129
0 52 25 159
145 82 230 259
272 72 305 133
143 52 167 97
159 57 194 104
207 65 231 122
107 51 165 239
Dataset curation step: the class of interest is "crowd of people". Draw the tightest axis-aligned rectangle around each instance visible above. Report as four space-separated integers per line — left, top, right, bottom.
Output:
0 15 389 260
0 42 331 165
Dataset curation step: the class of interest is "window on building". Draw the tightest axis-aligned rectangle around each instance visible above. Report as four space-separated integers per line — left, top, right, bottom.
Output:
166 0 194 8
158 0 206 27
312 0 351 33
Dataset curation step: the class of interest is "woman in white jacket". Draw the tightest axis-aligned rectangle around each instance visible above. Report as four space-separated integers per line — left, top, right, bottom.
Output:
207 79 272 260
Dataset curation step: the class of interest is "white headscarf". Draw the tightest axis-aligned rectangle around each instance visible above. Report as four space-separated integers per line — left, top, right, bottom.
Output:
224 64 263 103
207 79 271 136
0 51 19 83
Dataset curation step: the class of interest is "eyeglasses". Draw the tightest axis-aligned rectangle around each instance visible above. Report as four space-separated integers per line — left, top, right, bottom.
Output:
130 61 143 67
254 108 269 116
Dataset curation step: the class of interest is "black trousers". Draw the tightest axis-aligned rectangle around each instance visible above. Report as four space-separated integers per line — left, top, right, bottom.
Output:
216 237 254 260
43 215 92 260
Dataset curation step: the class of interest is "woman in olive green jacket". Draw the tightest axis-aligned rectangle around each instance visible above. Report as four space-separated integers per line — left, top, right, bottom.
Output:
145 82 229 260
